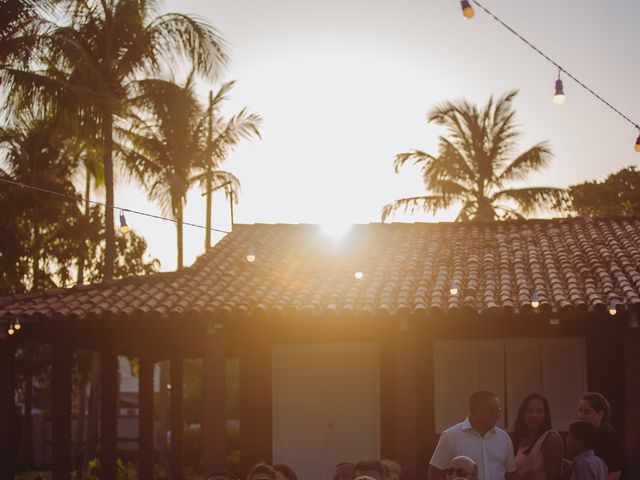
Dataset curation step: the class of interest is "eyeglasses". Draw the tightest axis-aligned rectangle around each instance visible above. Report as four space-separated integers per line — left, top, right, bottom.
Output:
478 407 503 414
444 467 472 478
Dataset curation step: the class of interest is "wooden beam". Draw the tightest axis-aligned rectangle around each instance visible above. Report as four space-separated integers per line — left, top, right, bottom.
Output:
202 332 227 472
139 354 155 480
0 340 15 480
239 334 272 473
170 355 184 480
52 344 72 480
100 347 118 480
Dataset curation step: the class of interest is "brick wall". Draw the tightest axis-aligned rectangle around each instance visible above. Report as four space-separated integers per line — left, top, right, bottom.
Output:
624 327 640 479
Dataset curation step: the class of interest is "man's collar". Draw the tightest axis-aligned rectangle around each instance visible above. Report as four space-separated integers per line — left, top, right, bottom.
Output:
462 416 497 435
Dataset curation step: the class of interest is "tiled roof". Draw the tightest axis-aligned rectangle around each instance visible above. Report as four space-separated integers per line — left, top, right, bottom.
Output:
3 217 640 321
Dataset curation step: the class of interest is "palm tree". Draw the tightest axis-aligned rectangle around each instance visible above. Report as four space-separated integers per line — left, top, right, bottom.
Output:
120 76 202 268
2 0 228 280
198 81 262 248
382 90 567 222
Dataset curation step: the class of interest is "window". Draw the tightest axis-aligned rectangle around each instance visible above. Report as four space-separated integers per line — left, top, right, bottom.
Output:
434 337 586 432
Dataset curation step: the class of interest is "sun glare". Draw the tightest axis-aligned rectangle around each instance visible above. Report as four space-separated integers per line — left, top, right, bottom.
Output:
320 222 352 238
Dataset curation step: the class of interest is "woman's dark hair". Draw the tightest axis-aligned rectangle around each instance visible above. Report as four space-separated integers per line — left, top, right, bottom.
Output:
511 393 553 454
582 392 611 425
273 464 298 480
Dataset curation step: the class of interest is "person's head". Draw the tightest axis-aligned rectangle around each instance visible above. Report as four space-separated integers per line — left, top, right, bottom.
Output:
444 456 478 480
354 460 386 480
333 462 355 480
512 393 553 441
247 463 277 480
207 470 235 480
567 420 598 456
381 459 402 480
579 392 611 427
468 390 502 431
273 464 297 480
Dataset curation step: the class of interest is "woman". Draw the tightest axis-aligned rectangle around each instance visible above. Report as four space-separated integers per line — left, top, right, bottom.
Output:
578 392 624 480
512 393 563 480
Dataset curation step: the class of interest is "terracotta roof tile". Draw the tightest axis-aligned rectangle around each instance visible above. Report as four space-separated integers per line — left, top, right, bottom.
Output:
4 218 640 321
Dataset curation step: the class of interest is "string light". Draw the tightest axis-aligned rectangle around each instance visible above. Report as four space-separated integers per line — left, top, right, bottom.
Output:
450 280 458 296
460 0 474 19
553 69 565 105
246 243 256 263
354 271 364 280
14 319 21 331
463 0 640 151
609 302 617 316
0 178 231 235
119 211 130 234
531 292 540 309
7 323 15 336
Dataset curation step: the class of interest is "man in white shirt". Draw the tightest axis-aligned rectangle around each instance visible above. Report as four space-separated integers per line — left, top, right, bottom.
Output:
428 391 517 480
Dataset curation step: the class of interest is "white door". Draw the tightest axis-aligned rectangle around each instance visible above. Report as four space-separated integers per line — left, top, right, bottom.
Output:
272 343 380 480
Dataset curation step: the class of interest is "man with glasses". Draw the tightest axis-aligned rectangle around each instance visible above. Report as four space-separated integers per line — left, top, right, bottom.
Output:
428 391 517 480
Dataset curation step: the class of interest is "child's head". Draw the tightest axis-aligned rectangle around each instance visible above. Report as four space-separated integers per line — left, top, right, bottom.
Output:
567 420 598 456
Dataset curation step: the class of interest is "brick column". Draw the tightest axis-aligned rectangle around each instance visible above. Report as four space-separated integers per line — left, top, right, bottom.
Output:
202 332 226 472
395 327 418 480
139 355 155 480
170 355 184 480
0 339 15 480
52 344 72 480
624 326 640 478
100 347 119 480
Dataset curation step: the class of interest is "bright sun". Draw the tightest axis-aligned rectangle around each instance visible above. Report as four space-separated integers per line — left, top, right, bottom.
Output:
320 222 352 238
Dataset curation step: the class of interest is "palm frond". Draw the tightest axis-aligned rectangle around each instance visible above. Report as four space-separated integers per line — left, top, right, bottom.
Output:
380 195 451 222
491 187 569 215
495 142 552 185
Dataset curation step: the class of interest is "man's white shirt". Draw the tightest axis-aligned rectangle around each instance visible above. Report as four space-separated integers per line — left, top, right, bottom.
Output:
429 417 516 480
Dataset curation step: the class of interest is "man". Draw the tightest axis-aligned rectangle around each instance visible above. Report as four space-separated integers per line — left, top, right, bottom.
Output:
444 456 478 480
566 421 608 480
247 463 277 480
381 459 402 480
333 462 355 480
428 391 517 480
354 459 386 480
207 470 235 480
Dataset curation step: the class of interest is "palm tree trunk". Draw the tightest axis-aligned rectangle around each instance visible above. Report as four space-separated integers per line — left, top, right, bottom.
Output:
177 204 183 269
77 169 91 285
16 373 34 470
103 111 115 282
205 91 213 249
32 225 43 291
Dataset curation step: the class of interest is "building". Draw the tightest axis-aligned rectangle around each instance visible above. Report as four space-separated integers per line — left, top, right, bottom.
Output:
1 217 639 480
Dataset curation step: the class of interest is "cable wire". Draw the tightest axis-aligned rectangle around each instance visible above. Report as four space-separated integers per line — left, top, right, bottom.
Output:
471 0 640 130
0 177 232 234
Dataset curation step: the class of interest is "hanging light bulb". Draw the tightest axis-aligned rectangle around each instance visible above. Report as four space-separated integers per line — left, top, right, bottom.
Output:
246 243 256 263
460 0 474 19
354 271 364 280
531 292 540 309
8 323 15 336
553 69 565 105
635 132 640 153
119 211 130 234
14 319 21 331
450 280 458 296
609 302 617 316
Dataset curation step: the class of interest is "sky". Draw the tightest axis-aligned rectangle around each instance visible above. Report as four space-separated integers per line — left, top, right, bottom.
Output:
115 0 640 271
